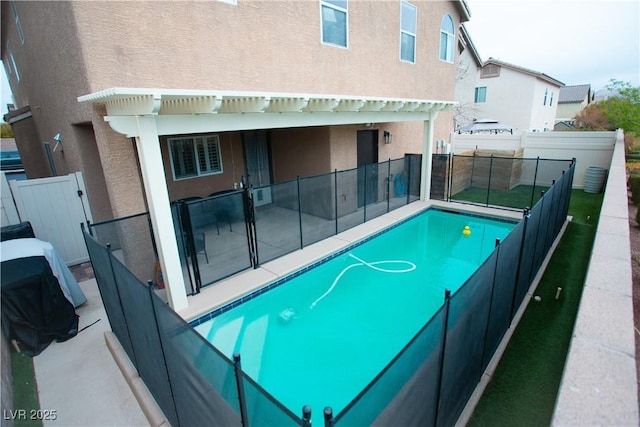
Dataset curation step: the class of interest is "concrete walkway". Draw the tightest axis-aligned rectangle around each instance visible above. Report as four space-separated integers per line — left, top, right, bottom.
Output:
33 278 149 426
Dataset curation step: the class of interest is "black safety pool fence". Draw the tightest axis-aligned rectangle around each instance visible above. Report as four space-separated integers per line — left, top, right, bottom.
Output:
83 160 575 426
87 155 421 295
171 154 422 294
431 153 574 210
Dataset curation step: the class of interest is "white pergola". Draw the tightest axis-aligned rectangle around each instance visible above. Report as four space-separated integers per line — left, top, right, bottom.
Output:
78 88 456 310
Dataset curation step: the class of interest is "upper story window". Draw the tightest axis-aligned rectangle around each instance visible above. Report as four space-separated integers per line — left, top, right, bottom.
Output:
550 91 554 106
481 64 500 78
474 87 487 103
439 14 455 62
400 1 417 63
10 0 25 44
543 88 548 105
321 0 348 48
169 135 223 181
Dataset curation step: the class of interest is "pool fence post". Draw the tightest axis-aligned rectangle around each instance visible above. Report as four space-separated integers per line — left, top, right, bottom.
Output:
530 157 540 208
447 153 453 202
302 406 312 427
480 239 501 369
146 280 180 425
363 164 368 222
181 201 202 293
334 169 338 235
406 155 411 205
470 152 476 188
434 289 451 427
509 209 530 322
323 407 334 427
233 353 250 427
546 180 558 250
387 158 391 213
243 187 259 268
297 176 303 249
528 190 545 283
485 154 493 207
147 214 158 259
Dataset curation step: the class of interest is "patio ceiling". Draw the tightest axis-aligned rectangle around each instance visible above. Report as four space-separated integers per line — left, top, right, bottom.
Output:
78 88 457 136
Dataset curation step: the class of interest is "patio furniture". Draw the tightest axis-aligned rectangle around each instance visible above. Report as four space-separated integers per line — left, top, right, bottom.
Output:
194 232 209 263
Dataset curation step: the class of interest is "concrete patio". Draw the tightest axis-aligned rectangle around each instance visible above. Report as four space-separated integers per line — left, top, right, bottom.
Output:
31 277 151 426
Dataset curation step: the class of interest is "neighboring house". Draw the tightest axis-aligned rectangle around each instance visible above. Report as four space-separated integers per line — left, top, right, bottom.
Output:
1 0 470 309
455 55 564 133
454 24 484 129
555 84 591 125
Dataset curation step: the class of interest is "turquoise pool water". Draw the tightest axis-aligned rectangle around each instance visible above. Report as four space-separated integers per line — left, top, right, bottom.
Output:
194 209 515 421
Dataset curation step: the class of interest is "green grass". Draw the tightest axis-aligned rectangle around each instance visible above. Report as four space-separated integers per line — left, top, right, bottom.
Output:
467 190 604 426
11 350 42 427
452 185 550 210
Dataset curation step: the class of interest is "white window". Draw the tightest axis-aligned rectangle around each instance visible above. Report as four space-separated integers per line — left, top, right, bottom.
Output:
10 0 24 44
169 135 223 180
321 0 348 48
439 14 455 62
550 91 554 106
474 87 487 103
400 1 417 63
543 88 548 105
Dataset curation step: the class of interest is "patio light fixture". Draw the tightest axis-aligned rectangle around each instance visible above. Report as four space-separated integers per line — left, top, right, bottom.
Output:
384 130 392 144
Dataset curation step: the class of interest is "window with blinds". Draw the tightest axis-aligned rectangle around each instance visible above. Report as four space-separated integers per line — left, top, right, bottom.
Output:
168 135 223 180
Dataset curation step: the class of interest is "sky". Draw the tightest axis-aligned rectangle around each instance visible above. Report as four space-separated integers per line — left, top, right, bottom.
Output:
1 0 639 118
464 0 640 92
1 64 12 118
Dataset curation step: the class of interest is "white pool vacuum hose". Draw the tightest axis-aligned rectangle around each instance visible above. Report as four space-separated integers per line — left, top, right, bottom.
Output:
309 253 416 309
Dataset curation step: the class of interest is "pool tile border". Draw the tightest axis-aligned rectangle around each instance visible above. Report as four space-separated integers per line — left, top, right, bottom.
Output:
189 207 518 327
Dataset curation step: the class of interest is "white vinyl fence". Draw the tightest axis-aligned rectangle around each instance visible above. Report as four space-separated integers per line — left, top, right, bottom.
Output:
449 131 616 188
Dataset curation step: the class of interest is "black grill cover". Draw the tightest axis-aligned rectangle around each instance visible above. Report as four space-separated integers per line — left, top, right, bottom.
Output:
1 256 78 356
1 222 35 242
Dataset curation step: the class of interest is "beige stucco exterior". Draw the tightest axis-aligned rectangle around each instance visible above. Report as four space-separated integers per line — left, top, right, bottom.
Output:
2 0 466 224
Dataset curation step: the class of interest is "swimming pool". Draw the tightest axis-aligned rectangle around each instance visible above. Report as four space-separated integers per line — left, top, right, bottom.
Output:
193 208 515 422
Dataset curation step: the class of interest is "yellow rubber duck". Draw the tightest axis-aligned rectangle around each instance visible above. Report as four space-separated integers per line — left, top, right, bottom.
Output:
462 225 471 237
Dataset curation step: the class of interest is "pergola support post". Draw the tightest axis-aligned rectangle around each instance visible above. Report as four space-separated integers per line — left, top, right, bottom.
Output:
420 112 437 201
134 116 188 310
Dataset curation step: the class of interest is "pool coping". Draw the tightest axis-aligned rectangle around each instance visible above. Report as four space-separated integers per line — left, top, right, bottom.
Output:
178 199 523 324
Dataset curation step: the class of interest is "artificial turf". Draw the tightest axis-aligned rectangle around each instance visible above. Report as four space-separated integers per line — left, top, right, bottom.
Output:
467 189 604 426
10 349 42 427
451 184 549 210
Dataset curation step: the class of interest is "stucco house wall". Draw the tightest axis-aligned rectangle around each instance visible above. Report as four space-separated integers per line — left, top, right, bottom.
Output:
453 25 483 129
2 0 467 223
529 81 560 132
471 65 561 132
